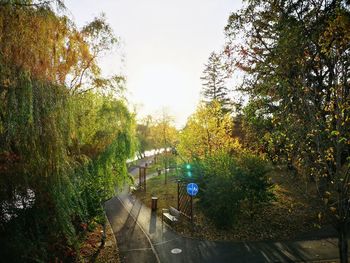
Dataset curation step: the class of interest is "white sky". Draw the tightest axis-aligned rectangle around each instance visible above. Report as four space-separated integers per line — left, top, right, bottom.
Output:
64 0 242 127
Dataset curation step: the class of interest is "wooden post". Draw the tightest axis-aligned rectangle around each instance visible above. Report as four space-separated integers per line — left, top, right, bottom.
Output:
139 166 141 187
144 167 146 192
177 180 180 211
164 156 167 185
139 166 146 191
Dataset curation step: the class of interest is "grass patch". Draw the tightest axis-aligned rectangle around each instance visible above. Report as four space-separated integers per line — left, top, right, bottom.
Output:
133 171 178 218
146 162 163 175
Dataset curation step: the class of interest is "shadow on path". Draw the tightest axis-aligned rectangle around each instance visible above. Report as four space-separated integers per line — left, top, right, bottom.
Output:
149 211 157 234
105 195 158 263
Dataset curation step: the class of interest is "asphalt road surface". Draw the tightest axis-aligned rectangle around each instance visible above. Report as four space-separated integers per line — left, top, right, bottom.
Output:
105 195 159 263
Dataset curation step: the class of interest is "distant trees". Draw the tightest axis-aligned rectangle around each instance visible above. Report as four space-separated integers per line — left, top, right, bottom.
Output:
136 110 178 158
178 101 240 160
136 115 154 158
225 0 350 261
156 108 178 150
201 52 232 113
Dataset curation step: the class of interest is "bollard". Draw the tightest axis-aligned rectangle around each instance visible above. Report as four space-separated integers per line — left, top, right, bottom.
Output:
151 197 158 211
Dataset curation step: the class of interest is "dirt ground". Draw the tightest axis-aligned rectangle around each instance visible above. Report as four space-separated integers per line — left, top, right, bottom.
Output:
77 218 120 263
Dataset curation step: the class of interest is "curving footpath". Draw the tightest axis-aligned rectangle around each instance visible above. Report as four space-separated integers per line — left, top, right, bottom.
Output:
105 159 345 263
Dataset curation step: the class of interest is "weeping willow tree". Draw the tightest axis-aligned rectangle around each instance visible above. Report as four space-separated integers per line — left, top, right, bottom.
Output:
0 2 137 262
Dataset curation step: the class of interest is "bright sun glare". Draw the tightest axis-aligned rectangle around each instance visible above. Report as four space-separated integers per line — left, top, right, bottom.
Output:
129 63 199 126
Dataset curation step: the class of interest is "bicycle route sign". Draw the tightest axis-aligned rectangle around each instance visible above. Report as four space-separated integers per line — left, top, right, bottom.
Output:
186 183 199 196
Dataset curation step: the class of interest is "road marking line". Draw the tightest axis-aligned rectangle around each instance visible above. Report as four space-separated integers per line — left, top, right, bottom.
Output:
121 248 153 252
117 196 161 263
171 248 182 254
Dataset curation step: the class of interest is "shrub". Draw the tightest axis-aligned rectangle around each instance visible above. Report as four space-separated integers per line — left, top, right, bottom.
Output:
237 153 275 218
196 152 274 228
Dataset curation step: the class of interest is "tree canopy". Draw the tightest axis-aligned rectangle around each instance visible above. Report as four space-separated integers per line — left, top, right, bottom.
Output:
225 0 350 261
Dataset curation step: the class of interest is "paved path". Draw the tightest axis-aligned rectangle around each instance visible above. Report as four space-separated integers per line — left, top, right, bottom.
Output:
105 158 345 263
105 194 159 263
105 157 160 263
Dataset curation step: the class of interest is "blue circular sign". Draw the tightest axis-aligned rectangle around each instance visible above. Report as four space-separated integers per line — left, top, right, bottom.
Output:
187 183 199 196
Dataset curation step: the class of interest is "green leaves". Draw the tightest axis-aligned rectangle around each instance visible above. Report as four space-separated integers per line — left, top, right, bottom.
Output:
194 151 274 228
331 130 340 137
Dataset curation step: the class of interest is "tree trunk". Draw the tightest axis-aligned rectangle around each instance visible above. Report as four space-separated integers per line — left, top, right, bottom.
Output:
338 222 348 263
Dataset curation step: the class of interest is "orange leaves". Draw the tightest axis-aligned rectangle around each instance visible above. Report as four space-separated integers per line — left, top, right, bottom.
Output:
0 6 113 93
235 62 251 72
239 47 249 57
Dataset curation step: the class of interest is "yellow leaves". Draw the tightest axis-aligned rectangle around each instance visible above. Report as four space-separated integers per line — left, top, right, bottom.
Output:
330 207 337 213
325 147 334 161
0 6 69 80
2 78 11 88
178 102 240 160
0 5 112 93
288 203 294 213
319 10 350 56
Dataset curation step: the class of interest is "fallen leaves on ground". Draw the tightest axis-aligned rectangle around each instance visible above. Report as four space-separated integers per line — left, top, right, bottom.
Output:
77 221 120 263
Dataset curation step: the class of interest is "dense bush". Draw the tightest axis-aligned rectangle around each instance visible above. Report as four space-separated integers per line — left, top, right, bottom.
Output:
237 154 276 217
194 152 274 228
